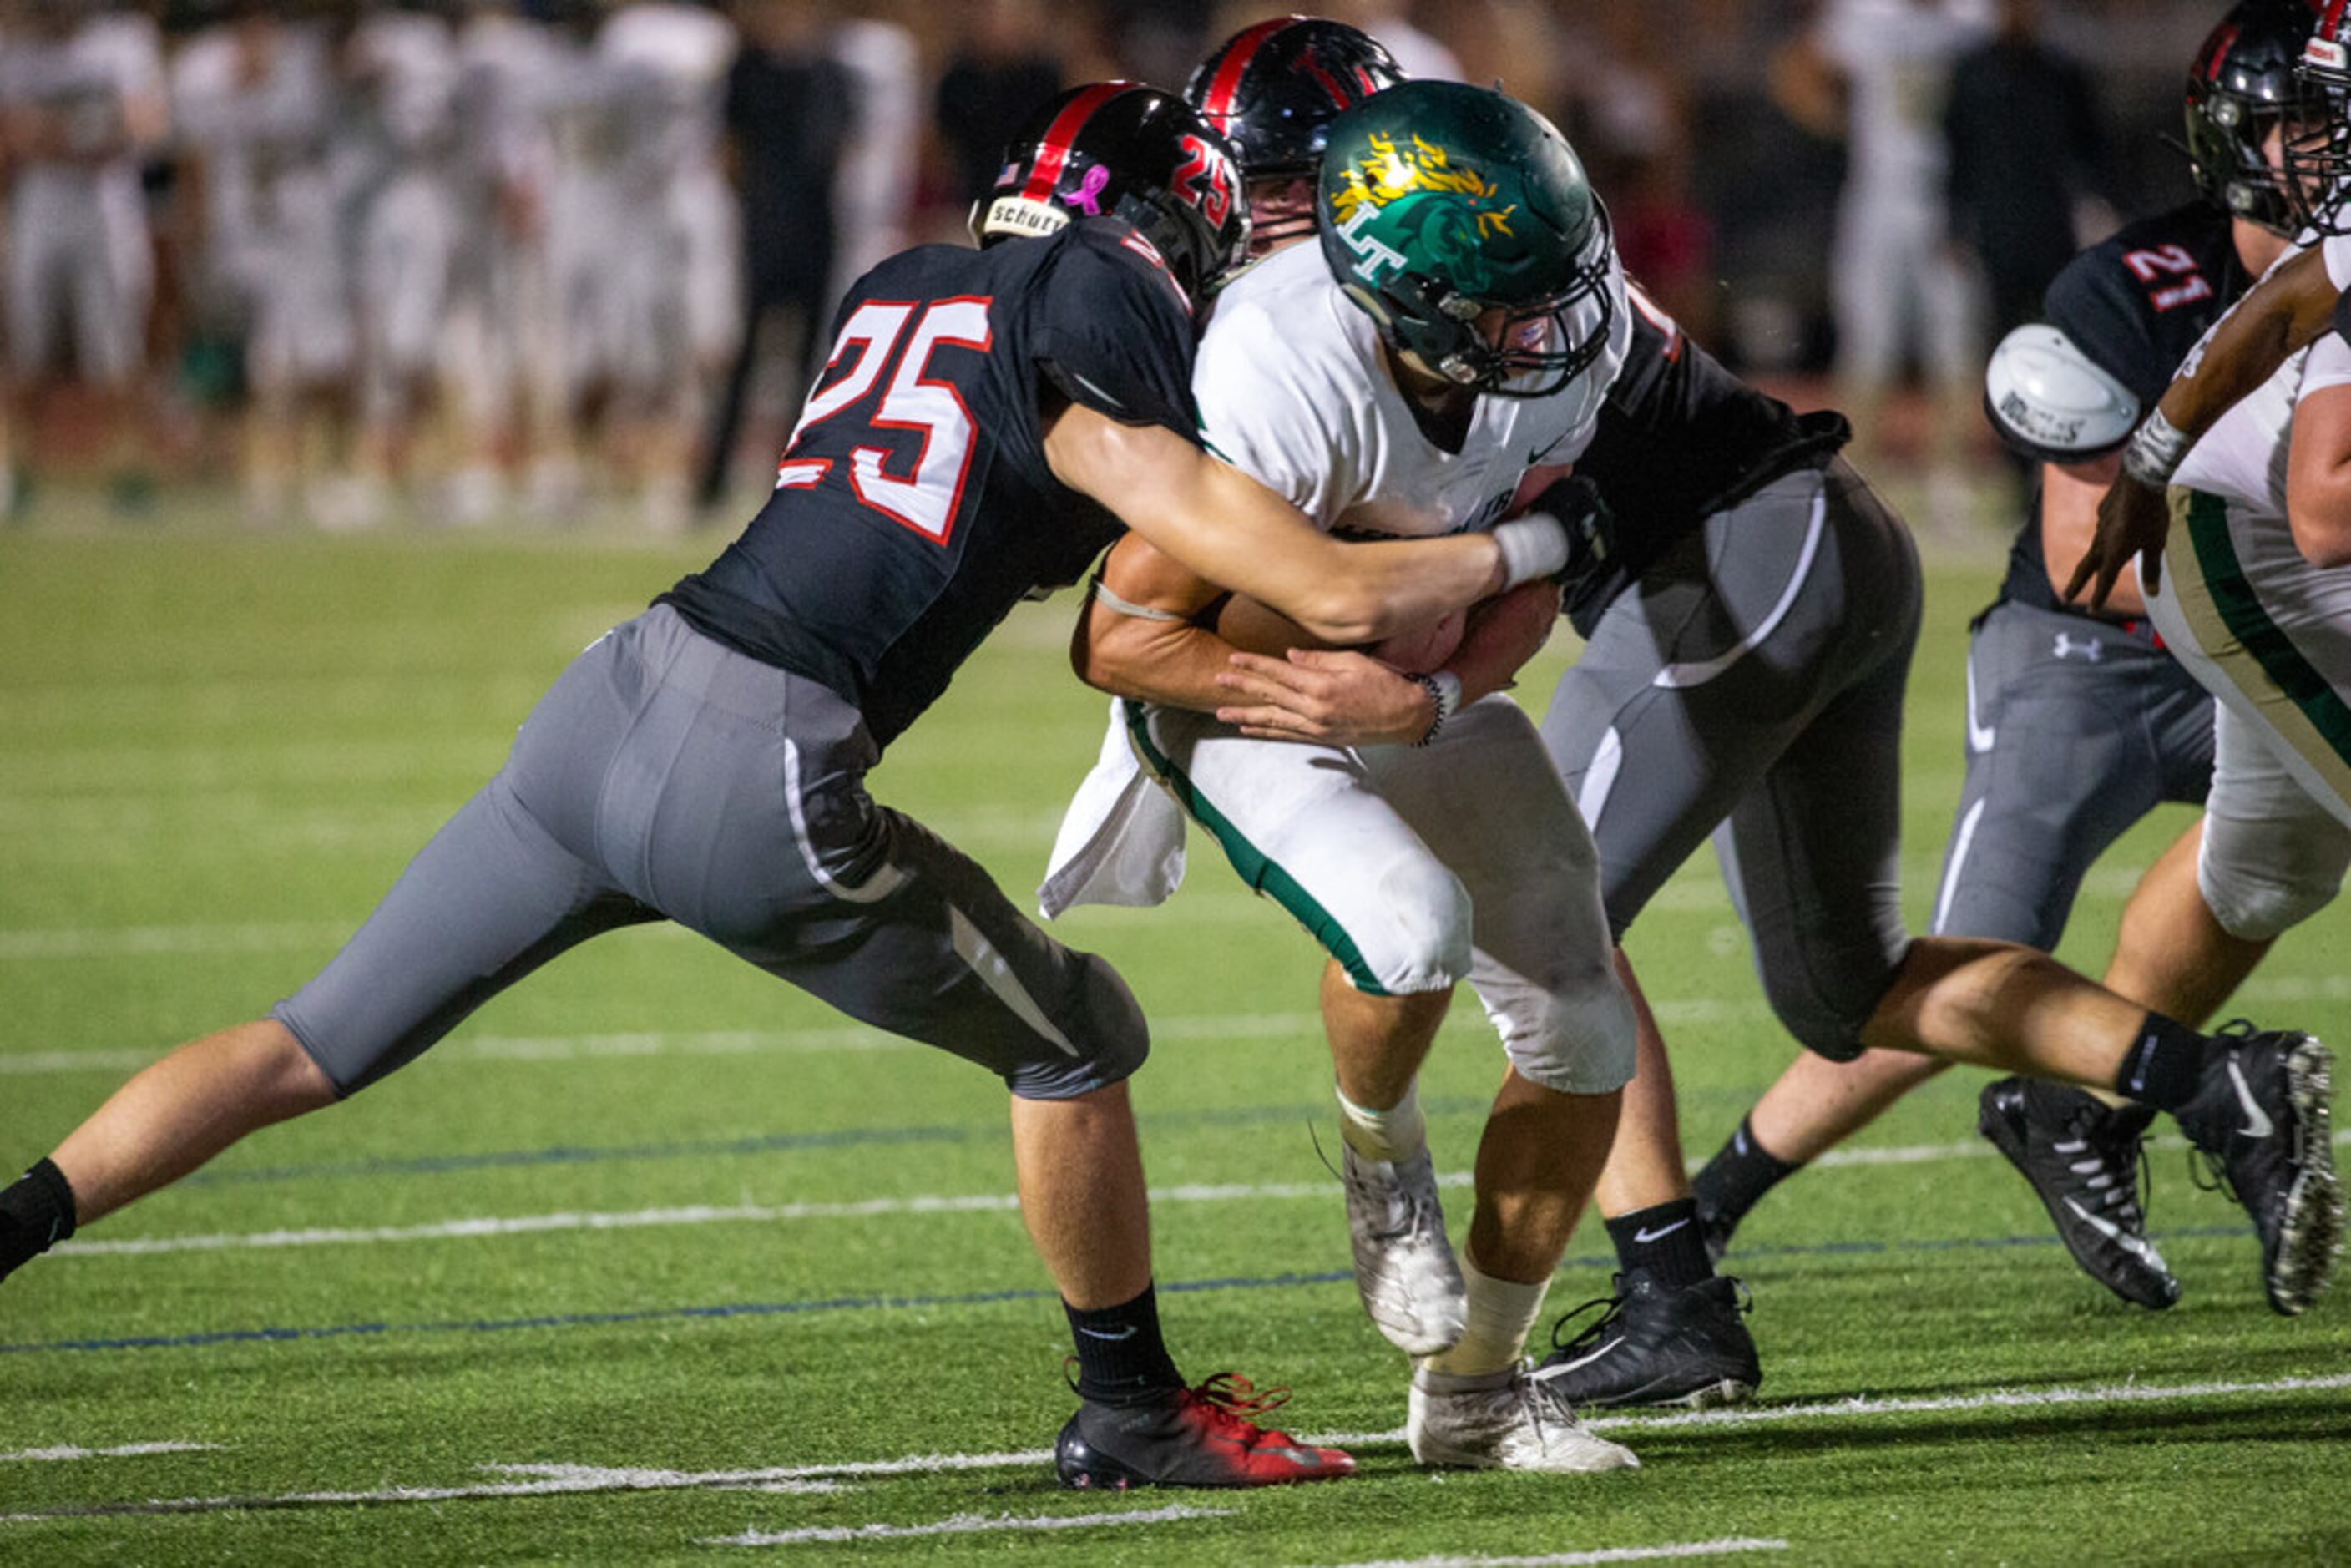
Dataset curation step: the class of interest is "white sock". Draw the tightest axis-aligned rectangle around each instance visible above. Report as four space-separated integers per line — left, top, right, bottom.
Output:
1335 1079 1426 1163
1420 1249 1550 1378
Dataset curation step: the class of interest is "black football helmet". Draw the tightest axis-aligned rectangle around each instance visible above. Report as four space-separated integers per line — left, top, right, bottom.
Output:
1186 18 1408 252
2185 0 2325 235
2286 0 2351 232
973 83 1249 303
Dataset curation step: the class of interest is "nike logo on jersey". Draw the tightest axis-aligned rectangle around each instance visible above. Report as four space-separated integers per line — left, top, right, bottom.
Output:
2227 1059 2274 1140
1632 1217 1690 1245
2061 1197 2166 1267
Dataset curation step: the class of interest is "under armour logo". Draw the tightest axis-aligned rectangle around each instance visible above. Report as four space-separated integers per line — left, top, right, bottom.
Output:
2052 632 2105 662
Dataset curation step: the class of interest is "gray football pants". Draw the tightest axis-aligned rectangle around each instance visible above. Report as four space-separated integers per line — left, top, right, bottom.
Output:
1930 600 2213 948
1540 458 1921 1061
276 605 1146 1100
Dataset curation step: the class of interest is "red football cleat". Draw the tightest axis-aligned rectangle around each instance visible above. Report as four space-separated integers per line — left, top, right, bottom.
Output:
1054 1372 1356 1488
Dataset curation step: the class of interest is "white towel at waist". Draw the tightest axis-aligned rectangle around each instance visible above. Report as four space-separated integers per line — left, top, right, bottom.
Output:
1038 698 1189 918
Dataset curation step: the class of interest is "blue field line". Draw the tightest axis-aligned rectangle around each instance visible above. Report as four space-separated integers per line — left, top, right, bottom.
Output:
180 1098 1499 1187
0 1227 2257 1358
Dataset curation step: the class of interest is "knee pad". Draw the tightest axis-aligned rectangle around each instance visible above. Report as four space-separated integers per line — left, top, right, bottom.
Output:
1073 949 1152 1084
1762 941 1905 1065
1494 956 1638 1095
2199 813 2351 942
1341 852 1474 997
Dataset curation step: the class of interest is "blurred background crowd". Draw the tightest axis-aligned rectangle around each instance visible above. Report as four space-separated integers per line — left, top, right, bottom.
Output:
0 0 2242 531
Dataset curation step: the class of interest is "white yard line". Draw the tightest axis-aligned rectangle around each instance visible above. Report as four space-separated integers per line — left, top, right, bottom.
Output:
1306 1540 1790 1568
50 1129 2351 1259
1306 1368 2351 1451
701 1504 1232 1547
0 1441 218 1463
3 1372 2338 1527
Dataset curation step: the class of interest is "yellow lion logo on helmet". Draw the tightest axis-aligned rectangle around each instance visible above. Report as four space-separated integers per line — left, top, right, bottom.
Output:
1327 132 1519 240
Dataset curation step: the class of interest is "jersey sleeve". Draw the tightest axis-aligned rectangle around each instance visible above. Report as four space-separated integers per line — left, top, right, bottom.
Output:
1031 222 1201 444
2322 234 2351 294
2299 324 2351 398
2043 246 2179 406
1189 286 1360 524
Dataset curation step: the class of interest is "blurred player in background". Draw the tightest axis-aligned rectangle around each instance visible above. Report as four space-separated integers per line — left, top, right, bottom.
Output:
0 0 171 516
171 1 349 527
336 0 459 530
1775 0 1995 521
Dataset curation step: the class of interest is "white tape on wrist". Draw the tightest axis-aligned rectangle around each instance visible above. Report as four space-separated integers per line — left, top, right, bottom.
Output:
2121 409 2191 489
1492 513 1570 588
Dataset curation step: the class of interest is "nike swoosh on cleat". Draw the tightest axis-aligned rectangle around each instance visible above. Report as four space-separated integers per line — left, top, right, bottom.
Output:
2229 1059 2276 1140
1632 1218 1690 1244
2061 1197 2165 1267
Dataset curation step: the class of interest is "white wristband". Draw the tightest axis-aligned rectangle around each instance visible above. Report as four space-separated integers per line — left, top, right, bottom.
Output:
1492 513 1569 588
2121 409 2190 489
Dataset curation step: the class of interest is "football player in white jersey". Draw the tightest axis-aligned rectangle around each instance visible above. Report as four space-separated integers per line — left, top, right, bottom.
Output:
0 0 169 513
2076 5 2351 1052
1775 0 1993 503
171 3 350 526
1045 58 1641 1474
339 2 462 530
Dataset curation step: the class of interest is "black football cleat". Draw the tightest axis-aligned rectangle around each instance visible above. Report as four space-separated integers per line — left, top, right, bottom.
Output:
1054 1373 1355 1489
2174 1024 2343 1317
1536 1268 1759 1410
1978 1076 2181 1309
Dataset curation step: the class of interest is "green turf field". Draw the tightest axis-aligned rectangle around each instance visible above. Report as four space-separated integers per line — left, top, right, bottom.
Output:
3 510 2348 1565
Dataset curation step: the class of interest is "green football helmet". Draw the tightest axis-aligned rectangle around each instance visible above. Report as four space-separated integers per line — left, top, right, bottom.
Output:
1317 80 1615 398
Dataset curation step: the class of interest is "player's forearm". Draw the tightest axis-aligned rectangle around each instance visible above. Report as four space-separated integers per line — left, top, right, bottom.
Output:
2147 247 2336 448
1070 599 1246 711
1049 412 1524 641
1443 580 1559 703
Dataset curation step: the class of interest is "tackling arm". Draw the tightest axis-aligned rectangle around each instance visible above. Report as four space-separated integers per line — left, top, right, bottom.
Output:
2071 245 2341 607
1042 403 1564 644
1070 534 1263 709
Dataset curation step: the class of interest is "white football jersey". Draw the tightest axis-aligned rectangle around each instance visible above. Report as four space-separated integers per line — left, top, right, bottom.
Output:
2172 235 2351 515
1192 237 1631 540
2171 341 2308 518
1816 0 1992 199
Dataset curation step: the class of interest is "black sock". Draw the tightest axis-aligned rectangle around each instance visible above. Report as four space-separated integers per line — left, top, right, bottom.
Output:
1605 1197 1713 1290
0 1159 77 1282
2112 1013 2210 1112
1064 1283 1186 1406
1691 1117 1801 1232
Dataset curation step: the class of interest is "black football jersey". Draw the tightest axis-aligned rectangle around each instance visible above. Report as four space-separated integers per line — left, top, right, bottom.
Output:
1561 286 1850 633
660 220 1200 747
2000 200 2244 613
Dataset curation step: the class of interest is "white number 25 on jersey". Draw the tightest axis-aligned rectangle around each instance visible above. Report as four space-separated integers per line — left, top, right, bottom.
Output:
775 298 996 544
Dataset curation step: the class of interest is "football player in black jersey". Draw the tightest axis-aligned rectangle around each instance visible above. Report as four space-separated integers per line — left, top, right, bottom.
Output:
1695 0 2314 1314
0 85 1584 1490
1221 21 2338 1404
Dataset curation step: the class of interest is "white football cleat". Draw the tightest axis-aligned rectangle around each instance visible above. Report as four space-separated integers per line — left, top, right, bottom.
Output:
1341 1142 1466 1355
1408 1362 1639 1473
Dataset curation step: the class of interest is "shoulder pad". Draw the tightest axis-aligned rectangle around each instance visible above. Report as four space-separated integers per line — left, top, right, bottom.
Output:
1983 323 2141 463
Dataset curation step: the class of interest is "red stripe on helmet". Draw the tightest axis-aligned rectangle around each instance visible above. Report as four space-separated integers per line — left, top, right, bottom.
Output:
1199 17 1297 130
1020 82 1131 205
2196 20 2240 83
2325 0 2351 42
